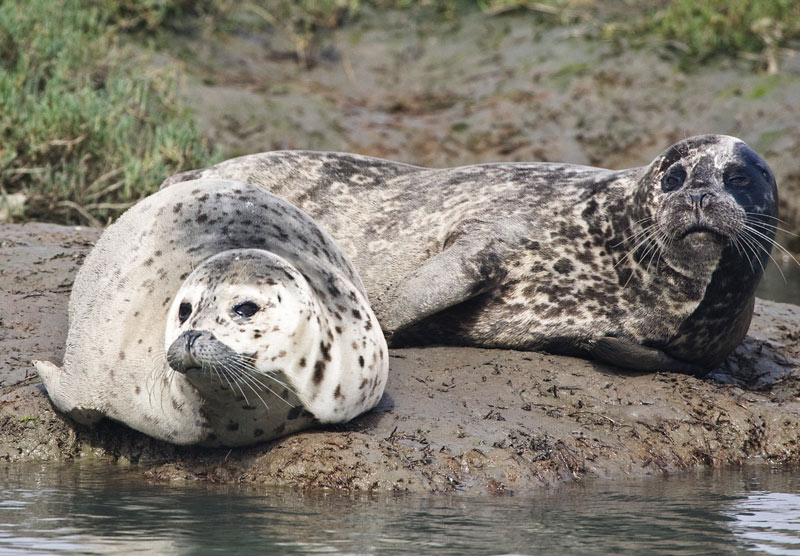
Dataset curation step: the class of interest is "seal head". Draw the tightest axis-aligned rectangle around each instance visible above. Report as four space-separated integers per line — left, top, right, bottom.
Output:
639 136 779 367
634 135 777 278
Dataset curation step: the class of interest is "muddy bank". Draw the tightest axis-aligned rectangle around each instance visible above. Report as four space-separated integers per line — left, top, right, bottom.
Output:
2 222 800 494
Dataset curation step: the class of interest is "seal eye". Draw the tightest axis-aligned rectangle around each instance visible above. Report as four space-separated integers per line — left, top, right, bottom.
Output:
661 166 686 193
725 173 749 187
178 302 192 324
233 301 260 318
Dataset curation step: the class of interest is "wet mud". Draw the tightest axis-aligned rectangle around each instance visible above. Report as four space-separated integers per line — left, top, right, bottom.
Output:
2 223 799 494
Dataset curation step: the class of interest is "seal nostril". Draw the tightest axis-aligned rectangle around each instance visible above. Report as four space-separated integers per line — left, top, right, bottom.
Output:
184 330 202 350
689 193 709 208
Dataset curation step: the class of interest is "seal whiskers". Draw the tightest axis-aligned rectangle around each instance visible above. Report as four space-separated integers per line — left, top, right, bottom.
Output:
729 234 758 274
742 222 800 264
222 354 301 410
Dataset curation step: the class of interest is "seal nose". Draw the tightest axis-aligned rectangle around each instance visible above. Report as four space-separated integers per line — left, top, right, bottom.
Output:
183 330 202 350
689 192 709 209
167 330 204 373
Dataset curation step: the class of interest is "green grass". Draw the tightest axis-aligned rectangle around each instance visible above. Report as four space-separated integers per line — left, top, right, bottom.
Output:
89 0 230 31
470 1 800 68
0 0 220 225
3 0 797 224
250 0 800 70
633 0 800 68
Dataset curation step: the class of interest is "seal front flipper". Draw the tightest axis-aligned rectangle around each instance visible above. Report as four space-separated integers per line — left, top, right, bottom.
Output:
33 360 104 425
381 232 508 342
588 337 707 377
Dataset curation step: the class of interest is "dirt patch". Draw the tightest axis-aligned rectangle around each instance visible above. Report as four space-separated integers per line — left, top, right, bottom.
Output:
164 9 800 252
2 222 800 494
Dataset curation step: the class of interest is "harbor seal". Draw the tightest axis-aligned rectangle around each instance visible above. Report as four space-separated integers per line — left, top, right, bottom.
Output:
162 135 780 375
34 179 388 446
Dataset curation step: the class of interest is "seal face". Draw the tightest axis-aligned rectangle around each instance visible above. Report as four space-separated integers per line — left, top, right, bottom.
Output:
34 180 388 446
160 135 779 375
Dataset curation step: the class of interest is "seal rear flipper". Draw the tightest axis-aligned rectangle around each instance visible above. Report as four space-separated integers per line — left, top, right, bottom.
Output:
381 235 507 342
588 337 707 376
33 360 104 426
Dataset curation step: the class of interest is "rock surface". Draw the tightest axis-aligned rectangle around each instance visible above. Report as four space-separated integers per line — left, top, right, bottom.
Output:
2 222 800 494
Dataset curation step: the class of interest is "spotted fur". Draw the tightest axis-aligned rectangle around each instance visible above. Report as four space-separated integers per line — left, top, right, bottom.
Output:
162 136 779 374
34 179 388 446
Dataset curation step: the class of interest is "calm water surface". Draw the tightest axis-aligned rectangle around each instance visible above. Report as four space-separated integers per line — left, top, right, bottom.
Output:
3 463 800 555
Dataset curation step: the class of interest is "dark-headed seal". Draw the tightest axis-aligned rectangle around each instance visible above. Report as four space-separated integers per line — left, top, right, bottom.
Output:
34 179 388 446
162 135 779 375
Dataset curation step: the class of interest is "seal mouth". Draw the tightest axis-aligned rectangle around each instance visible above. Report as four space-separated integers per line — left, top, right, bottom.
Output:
166 329 238 374
180 365 203 373
676 225 728 242
168 360 204 375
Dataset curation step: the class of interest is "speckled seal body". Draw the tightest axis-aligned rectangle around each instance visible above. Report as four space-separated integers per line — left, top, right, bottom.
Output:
162 135 779 374
34 179 388 446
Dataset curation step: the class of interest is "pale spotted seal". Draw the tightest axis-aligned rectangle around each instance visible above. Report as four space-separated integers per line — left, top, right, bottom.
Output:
162 135 780 375
34 179 388 446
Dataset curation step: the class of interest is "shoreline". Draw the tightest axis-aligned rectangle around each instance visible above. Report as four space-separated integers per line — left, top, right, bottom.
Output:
2 222 799 494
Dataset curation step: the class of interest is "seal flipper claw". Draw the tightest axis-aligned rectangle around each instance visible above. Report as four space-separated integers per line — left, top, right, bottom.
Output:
589 337 707 377
33 360 104 425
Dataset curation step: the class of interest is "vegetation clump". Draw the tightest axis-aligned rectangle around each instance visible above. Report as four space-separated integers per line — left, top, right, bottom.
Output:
0 0 219 225
635 0 800 71
473 0 799 69
2 0 797 225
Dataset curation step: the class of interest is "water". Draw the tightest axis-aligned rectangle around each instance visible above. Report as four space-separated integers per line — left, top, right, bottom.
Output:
757 252 800 306
3 463 800 555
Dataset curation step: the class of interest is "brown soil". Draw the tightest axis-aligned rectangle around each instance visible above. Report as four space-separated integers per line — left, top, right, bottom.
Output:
167 8 800 256
2 222 799 494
